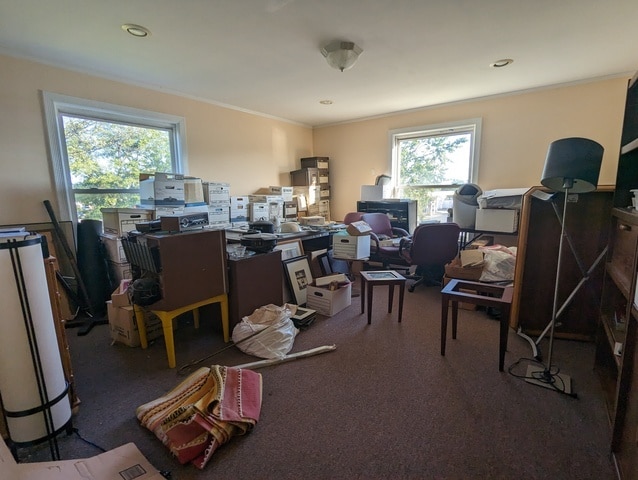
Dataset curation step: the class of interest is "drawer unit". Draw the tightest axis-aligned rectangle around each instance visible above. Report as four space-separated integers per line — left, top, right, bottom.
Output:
300 156 329 169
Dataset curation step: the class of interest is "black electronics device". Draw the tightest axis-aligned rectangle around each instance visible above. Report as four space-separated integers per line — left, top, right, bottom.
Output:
240 233 277 253
160 213 209 232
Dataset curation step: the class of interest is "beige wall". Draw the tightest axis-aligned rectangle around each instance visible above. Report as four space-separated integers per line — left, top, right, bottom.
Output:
0 53 631 227
314 77 629 221
0 54 313 225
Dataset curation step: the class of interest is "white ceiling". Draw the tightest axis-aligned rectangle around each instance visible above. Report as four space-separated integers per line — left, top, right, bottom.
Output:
1 0 637 127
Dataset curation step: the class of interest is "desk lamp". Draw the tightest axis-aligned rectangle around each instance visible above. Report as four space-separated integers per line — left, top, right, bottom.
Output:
526 137 604 395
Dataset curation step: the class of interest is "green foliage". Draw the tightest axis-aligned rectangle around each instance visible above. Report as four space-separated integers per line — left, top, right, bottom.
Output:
398 134 468 222
63 117 173 220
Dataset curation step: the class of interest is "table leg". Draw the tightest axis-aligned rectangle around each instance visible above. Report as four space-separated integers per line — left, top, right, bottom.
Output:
367 285 374 325
451 301 458 339
388 285 394 313
441 295 448 356
498 306 510 372
398 282 405 323
360 275 365 314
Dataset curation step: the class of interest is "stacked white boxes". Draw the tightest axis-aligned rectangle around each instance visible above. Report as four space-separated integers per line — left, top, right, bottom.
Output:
474 188 527 233
248 194 284 223
139 172 210 227
268 186 294 201
100 207 154 282
203 182 231 228
230 196 250 226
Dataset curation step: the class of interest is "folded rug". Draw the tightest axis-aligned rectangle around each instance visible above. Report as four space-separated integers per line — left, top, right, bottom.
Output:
136 365 262 469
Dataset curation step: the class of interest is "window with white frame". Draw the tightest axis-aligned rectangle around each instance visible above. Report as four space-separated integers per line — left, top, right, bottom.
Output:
389 118 481 223
42 92 187 222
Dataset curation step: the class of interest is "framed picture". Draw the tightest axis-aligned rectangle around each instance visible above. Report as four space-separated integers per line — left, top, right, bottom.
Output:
282 255 313 306
274 239 304 261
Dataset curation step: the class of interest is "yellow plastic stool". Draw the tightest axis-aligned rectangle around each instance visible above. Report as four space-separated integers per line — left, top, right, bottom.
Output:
134 293 229 368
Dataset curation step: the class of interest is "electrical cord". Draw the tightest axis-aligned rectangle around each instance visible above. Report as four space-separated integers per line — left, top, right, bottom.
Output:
508 357 579 399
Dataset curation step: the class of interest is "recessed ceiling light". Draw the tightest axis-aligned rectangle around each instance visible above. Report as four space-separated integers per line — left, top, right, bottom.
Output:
319 100 333 105
122 24 151 38
490 58 513 68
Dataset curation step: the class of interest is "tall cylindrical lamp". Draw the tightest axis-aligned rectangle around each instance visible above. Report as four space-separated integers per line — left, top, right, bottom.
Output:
0 233 72 459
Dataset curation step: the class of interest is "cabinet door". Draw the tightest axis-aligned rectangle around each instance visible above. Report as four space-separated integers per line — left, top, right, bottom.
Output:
513 187 613 339
228 250 283 327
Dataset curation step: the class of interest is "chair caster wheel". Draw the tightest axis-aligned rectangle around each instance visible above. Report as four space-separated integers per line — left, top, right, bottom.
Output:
408 285 415 292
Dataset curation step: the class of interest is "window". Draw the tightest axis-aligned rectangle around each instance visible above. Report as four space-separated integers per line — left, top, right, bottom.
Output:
389 118 481 223
42 92 187 222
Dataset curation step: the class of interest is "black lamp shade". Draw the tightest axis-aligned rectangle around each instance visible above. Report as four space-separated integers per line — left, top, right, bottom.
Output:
540 137 604 193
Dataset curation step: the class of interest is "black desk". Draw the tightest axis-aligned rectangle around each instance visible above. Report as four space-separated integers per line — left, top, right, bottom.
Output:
225 228 332 252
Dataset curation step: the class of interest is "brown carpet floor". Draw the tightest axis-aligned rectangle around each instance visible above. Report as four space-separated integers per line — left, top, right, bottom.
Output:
18 283 616 479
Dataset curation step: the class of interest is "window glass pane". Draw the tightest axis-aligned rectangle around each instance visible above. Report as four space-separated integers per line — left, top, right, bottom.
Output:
391 120 480 225
75 192 141 221
62 116 173 220
398 133 470 187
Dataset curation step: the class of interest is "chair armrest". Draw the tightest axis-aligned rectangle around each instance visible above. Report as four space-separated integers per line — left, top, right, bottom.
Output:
368 232 381 249
398 236 413 261
392 227 410 237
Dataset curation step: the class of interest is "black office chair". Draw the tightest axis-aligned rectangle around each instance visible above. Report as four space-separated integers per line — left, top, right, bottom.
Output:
399 222 461 291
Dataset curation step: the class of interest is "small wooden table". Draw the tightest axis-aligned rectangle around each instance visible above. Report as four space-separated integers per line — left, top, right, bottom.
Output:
360 270 407 324
440 279 513 371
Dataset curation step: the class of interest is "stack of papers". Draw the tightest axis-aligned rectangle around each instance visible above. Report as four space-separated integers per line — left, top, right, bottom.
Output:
460 249 485 267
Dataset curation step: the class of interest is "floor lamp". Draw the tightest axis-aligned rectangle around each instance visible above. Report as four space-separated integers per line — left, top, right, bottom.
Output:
525 137 604 395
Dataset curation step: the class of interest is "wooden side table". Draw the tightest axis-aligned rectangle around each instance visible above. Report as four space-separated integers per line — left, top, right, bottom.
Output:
360 270 407 324
440 279 513 371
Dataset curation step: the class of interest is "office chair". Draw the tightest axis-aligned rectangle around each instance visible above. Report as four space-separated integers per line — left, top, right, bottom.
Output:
343 211 365 224
399 222 461 292
360 212 411 269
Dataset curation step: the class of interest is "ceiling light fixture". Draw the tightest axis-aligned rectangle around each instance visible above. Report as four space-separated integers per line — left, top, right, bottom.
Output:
319 100 333 105
121 24 151 38
490 58 513 68
321 40 363 72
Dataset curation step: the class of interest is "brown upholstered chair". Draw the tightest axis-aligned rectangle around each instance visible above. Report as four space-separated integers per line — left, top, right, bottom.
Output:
360 212 411 269
399 222 460 291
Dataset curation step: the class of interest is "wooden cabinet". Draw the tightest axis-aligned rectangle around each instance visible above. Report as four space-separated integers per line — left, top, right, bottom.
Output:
512 186 613 339
594 70 638 479
228 250 283 328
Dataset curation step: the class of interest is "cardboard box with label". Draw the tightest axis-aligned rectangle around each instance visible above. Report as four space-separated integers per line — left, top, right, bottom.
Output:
332 234 371 260
0 436 164 480
475 208 519 233
306 281 352 316
107 280 162 347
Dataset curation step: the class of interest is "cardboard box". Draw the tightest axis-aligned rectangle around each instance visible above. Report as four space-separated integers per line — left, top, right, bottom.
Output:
109 261 132 283
307 281 352 316
444 256 483 281
139 172 186 206
203 182 231 204
315 273 349 287
250 202 269 221
208 204 230 224
300 156 329 169
333 234 371 260
269 186 294 201
100 208 154 236
475 208 519 233
0 436 164 480
107 281 162 347
100 233 127 263
346 221 372 236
